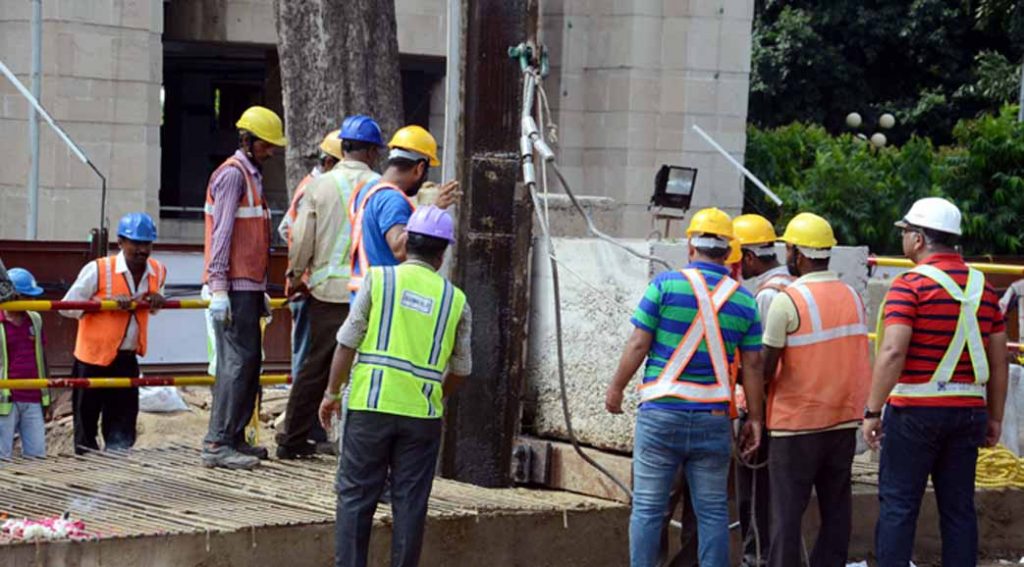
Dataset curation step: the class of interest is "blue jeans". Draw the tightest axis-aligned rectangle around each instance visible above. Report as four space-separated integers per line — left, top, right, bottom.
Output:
0 402 46 459
631 409 732 567
876 405 987 567
290 298 311 378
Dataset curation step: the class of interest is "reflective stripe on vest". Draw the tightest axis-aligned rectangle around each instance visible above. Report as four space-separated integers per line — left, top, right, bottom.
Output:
784 283 868 347
638 269 739 403
891 265 989 398
0 311 49 415
347 182 415 292
202 157 271 284
308 171 361 288
756 274 795 295
349 264 466 418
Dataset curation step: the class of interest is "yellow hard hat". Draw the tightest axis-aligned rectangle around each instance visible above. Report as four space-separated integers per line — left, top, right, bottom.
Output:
388 125 440 167
319 130 343 160
733 214 777 246
779 212 837 249
236 106 287 147
726 239 741 264
686 208 733 240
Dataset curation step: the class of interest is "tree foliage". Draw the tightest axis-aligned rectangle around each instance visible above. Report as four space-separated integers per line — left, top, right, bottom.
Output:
750 0 1024 144
744 106 1024 256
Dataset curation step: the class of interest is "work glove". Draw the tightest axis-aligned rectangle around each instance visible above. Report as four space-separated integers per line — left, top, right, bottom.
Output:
210 291 231 323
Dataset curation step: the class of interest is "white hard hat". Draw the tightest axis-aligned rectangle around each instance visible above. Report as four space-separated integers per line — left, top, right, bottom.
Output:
895 197 962 236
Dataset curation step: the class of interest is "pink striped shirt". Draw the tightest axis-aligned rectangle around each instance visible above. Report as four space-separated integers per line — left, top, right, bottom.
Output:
206 150 268 292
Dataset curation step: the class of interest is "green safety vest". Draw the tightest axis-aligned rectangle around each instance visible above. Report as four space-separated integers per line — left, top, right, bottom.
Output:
350 264 466 419
307 171 381 289
884 264 989 399
0 311 50 415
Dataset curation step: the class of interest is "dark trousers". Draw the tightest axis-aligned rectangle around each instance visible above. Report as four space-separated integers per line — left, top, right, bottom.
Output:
875 405 987 567
278 297 348 448
289 298 328 443
72 352 140 454
660 467 699 567
335 410 443 567
204 291 264 447
768 429 855 567
738 432 771 565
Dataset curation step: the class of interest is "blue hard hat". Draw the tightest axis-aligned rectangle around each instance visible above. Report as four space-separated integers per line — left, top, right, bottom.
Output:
339 115 385 147
117 212 158 242
7 268 44 297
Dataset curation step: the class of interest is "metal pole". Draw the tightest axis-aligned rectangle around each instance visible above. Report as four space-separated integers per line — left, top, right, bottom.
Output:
441 0 463 186
27 0 42 239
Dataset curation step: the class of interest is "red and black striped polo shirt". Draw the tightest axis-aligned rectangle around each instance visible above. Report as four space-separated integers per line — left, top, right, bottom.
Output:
883 253 1005 407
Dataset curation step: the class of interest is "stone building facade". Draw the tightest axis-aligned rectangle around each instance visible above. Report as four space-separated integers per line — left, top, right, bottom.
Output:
0 0 752 242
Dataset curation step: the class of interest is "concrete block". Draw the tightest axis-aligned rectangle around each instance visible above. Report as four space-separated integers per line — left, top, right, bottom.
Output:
587 16 632 69
626 111 658 150
724 0 755 21
683 75 719 115
717 18 753 73
626 149 658 167
659 72 686 114
661 17 689 70
690 0 726 18
556 109 586 148
663 0 692 17
56 28 115 80
628 72 661 112
56 0 117 27
685 17 721 71
583 148 628 168
715 76 750 117
120 0 159 31
396 13 445 57
0 23 31 76
224 0 276 44
623 165 656 203
605 72 633 111
0 185 28 240
629 16 663 69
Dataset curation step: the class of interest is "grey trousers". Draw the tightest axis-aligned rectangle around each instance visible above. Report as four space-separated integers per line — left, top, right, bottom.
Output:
335 410 443 567
204 291 264 447
277 297 348 448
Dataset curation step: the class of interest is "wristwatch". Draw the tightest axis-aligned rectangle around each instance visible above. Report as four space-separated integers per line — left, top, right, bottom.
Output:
863 407 882 419
324 390 343 402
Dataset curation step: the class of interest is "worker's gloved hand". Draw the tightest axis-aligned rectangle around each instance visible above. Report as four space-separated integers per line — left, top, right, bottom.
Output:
209 291 231 323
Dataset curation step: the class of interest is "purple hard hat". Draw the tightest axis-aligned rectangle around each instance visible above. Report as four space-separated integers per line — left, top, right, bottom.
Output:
406 205 455 244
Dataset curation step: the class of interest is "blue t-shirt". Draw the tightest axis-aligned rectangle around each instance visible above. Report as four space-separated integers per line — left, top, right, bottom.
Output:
351 184 414 298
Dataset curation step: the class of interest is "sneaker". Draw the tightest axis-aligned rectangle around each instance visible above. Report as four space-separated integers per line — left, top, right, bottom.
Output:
202 445 260 470
275 442 316 460
235 444 269 460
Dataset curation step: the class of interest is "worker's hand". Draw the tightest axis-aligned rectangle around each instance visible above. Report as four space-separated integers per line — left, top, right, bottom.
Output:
112 295 133 311
319 395 342 431
738 418 762 459
289 280 310 302
862 417 883 451
604 385 624 414
434 180 462 209
985 419 1002 448
209 291 231 324
147 292 166 314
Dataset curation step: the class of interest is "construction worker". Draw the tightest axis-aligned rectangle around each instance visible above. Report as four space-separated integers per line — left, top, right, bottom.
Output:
319 206 472 567
863 197 1008 567
732 213 793 566
606 207 765 567
278 130 344 244
760 212 870 567
277 116 386 459
201 105 286 470
0 268 50 459
347 125 460 300
61 212 167 454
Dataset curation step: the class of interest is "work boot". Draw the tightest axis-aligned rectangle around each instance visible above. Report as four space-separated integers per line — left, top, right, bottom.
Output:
235 444 269 460
202 444 260 470
275 442 316 460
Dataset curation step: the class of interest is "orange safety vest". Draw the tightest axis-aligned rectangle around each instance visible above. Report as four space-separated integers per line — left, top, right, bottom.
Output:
638 269 740 404
282 173 315 294
202 156 270 284
767 279 871 432
347 182 417 293
74 255 167 366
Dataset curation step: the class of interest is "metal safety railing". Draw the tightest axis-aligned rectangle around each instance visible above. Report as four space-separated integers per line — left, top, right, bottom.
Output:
870 256 1024 276
0 375 291 390
0 298 289 312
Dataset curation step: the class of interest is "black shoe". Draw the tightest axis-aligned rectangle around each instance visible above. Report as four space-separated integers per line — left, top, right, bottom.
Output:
276 443 316 460
314 441 338 456
236 444 269 460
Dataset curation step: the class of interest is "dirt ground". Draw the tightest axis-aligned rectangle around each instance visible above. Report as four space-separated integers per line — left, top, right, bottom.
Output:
44 386 294 456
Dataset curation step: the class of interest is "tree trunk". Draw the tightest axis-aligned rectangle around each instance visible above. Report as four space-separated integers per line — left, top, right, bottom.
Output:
274 0 404 190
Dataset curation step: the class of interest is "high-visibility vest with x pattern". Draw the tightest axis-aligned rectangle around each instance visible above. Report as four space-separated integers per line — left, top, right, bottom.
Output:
350 264 466 419
638 269 739 404
0 311 49 415
890 264 989 399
